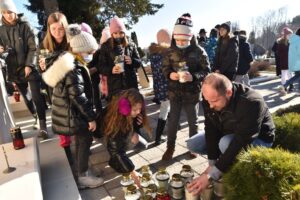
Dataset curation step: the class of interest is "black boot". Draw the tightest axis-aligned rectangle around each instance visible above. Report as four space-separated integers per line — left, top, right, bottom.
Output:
38 119 49 140
288 84 294 92
154 118 167 146
64 146 74 166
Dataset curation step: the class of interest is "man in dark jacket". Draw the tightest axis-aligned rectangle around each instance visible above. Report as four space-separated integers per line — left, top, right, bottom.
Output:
161 13 210 160
187 73 275 195
234 30 253 87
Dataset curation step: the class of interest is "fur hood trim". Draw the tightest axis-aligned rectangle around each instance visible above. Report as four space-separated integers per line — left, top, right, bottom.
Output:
42 52 75 87
149 43 169 54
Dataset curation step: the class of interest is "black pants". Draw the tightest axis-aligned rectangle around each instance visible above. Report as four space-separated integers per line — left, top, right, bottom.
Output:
91 75 102 112
16 80 46 120
75 128 93 174
167 99 199 148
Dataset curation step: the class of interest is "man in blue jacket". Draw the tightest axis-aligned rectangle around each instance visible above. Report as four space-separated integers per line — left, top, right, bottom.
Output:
186 73 275 195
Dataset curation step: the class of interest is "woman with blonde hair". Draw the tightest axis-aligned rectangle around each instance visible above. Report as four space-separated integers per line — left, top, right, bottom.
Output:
39 11 73 165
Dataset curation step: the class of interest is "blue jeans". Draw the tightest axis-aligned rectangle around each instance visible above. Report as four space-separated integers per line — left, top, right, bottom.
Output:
284 71 300 89
186 131 273 155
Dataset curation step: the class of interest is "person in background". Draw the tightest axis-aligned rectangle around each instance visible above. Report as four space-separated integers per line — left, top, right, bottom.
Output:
281 28 300 94
187 73 275 195
213 22 239 81
161 13 210 160
277 27 293 92
272 39 281 76
80 22 102 113
98 16 141 100
197 28 207 47
234 30 253 87
149 29 172 145
99 27 111 99
43 24 104 189
204 28 218 69
103 88 151 186
0 0 48 138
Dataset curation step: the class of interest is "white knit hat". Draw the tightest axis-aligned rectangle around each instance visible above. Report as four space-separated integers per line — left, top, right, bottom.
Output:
0 0 17 13
67 24 98 53
100 27 111 45
173 13 193 41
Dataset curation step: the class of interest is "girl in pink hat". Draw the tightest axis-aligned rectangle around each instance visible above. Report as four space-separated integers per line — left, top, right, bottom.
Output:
98 16 142 100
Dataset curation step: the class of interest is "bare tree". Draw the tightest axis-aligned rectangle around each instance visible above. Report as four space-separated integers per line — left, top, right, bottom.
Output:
250 7 288 54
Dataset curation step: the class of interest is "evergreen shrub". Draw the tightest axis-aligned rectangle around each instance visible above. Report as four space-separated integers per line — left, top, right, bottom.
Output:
223 147 300 200
273 112 300 153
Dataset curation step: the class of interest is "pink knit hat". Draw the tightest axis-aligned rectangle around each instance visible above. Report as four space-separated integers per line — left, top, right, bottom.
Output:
81 22 93 35
110 16 126 34
157 29 171 46
100 27 111 45
282 27 293 36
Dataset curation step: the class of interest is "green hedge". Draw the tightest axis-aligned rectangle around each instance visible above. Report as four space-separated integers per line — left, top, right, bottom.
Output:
273 112 300 153
223 147 300 200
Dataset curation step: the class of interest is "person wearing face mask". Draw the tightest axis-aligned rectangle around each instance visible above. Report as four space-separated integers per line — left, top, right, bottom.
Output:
80 22 102 113
43 24 104 189
98 16 142 100
161 13 210 160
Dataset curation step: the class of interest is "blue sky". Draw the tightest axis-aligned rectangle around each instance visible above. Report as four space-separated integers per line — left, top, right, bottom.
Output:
15 0 300 47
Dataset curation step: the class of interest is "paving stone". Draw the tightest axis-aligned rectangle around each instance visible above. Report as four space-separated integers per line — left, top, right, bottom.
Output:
129 154 150 169
138 146 165 162
80 186 110 200
108 186 126 199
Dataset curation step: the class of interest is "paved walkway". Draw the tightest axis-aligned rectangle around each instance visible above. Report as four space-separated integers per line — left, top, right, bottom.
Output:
13 72 300 199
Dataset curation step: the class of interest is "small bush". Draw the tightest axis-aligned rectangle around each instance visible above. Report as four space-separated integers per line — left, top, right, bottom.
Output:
273 112 300 153
223 147 300 200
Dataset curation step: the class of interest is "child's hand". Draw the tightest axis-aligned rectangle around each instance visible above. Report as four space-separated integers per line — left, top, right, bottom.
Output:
136 114 143 126
24 66 32 77
131 170 141 188
131 133 139 144
170 72 179 81
39 58 46 71
184 72 193 82
112 65 121 74
88 120 96 132
124 55 132 65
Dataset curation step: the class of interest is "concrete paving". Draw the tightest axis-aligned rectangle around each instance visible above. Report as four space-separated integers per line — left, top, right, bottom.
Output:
11 72 300 199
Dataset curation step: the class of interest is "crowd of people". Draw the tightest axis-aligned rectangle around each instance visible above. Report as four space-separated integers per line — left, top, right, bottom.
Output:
0 0 299 196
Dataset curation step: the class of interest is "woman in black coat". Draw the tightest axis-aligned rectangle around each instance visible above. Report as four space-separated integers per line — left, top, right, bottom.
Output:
213 22 239 81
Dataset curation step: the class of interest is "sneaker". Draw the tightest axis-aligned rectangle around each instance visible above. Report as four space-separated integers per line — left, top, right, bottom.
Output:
279 86 287 95
162 147 175 161
38 130 49 140
78 171 104 189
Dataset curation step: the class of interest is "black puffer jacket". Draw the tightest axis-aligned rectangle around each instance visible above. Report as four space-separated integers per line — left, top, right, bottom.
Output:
162 36 210 103
203 83 275 173
0 15 37 83
237 36 253 75
98 37 141 97
214 36 239 77
42 52 96 135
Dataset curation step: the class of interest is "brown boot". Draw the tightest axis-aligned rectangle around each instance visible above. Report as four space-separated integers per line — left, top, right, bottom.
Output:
162 147 175 161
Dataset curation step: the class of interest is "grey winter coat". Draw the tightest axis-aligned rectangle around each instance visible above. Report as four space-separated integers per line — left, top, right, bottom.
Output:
0 15 38 83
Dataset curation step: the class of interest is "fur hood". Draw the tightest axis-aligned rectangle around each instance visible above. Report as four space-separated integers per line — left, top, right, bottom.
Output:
149 43 169 55
42 52 75 88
